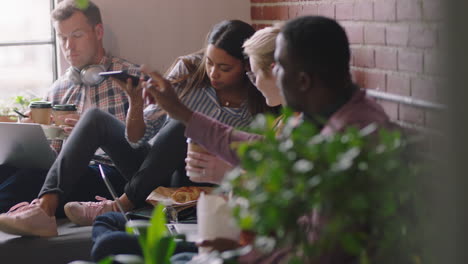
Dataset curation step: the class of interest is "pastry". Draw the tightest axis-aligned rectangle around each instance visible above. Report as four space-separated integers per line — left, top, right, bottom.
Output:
171 186 202 203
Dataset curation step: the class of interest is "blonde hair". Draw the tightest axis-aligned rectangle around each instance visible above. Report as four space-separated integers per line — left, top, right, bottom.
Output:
243 23 283 76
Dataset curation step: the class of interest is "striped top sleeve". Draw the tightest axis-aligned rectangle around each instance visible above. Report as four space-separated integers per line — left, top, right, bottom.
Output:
126 54 253 148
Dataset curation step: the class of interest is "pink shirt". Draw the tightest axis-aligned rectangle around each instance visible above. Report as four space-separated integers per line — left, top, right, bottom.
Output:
185 89 391 166
185 89 393 263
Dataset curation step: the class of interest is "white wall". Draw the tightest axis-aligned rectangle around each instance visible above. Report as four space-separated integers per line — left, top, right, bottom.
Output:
58 0 251 74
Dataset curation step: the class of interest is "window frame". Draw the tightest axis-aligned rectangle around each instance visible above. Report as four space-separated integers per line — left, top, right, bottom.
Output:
0 0 58 82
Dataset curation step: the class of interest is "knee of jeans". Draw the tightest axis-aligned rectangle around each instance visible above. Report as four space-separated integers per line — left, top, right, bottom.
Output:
95 211 124 225
81 108 108 126
91 232 140 262
91 232 117 261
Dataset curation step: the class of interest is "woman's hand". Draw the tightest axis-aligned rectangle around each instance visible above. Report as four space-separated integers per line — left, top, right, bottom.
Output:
143 71 193 124
112 75 145 106
185 152 233 184
112 69 147 142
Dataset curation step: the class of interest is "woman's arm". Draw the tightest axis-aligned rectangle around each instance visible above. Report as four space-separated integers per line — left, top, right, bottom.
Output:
112 76 146 143
145 71 263 166
185 112 262 166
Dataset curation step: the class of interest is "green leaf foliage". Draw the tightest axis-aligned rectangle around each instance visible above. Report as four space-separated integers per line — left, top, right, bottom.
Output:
97 256 113 264
125 204 175 264
75 0 90 9
221 108 423 264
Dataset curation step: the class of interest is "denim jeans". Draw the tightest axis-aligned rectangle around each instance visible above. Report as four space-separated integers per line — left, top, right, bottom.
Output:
91 212 141 261
92 212 198 262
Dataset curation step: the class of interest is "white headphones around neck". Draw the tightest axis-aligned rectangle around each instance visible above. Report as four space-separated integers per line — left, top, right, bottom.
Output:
66 63 111 86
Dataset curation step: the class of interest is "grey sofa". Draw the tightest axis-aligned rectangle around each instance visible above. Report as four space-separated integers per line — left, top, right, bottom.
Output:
0 219 93 264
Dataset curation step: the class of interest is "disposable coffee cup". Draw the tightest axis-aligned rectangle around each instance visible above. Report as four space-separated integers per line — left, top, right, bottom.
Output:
197 193 241 254
186 138 209 178
53 104 77 126
41 125 64 140
29 101 52 125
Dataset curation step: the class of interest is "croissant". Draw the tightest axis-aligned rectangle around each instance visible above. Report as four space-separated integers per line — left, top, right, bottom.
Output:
171 186 202 203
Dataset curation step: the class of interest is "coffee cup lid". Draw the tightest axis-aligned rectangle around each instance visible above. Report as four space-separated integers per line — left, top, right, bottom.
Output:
29 101 52 108
53 104 77 111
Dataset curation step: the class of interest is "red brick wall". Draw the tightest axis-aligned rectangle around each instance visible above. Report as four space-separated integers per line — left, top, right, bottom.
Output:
250 0 442 129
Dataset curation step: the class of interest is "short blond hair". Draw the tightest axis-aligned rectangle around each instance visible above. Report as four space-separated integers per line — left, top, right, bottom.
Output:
243 23 283 76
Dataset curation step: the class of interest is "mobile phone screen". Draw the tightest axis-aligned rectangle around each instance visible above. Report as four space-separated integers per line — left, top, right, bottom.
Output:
99 70 146 86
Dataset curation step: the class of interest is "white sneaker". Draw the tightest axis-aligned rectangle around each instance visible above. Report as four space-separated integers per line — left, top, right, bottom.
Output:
0 200 58 237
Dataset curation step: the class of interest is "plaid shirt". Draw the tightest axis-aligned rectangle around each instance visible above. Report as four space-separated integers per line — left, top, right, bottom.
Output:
46 55 140 122
46 55 139 162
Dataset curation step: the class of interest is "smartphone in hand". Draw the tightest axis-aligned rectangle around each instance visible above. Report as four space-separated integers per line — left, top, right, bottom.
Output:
99 70 148 86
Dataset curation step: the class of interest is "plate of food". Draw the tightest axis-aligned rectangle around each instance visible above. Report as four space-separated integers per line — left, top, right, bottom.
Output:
146 186 213 207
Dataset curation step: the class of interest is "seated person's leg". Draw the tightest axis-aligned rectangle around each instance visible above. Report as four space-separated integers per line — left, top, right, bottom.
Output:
54 165 127 218
91 212 141 262
39 108 148 213
0 109 148 236
0 165 19 183
0 166 48 213
124 119 201 208
91 212 197 261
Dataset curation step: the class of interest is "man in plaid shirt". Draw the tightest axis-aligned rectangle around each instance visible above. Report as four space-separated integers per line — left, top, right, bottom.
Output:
46 54 137 124
0 0 138 218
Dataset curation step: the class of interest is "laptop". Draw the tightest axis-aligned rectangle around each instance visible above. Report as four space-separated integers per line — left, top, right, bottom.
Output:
0 122 57 169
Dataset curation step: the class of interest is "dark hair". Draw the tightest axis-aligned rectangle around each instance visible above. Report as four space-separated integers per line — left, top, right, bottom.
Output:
281 16 351 88
173 20 272 115
51 0 102 26
208 20 255 61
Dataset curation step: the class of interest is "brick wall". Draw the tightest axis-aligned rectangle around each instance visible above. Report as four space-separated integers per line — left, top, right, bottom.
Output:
251 0 443 130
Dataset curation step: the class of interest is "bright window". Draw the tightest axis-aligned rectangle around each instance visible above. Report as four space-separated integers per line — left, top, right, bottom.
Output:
0 0 56 101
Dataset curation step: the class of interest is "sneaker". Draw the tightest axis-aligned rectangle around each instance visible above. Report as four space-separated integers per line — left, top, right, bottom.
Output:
0 200 58 237
64 196 116 226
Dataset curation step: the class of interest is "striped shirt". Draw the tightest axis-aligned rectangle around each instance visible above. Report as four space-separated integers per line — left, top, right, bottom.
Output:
46 55 140 122
128 54 253 148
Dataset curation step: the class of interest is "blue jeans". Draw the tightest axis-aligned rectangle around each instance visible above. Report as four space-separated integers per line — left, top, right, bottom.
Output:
92 212 198 262
91 212 141 261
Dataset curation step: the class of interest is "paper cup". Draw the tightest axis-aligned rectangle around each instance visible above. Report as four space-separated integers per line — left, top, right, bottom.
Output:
186 138 209 178
30 101 52 125
197 193 240 254
53 104 77 126
41 125 64 140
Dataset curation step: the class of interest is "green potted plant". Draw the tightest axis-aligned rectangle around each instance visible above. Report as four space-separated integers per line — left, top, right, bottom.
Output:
69 204 176 264
220 109 422 264
0 100 17 122
0 95 40 122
